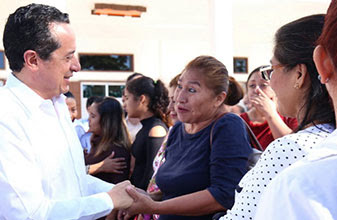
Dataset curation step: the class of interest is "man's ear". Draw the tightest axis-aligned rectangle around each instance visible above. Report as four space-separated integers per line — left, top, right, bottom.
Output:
23 50 39 71
314 45 334 83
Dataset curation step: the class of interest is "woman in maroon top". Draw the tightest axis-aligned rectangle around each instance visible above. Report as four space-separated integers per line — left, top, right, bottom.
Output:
240 67 298 150
85 97 131 184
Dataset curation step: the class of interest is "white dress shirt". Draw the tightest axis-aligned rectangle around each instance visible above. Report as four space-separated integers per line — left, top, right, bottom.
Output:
254 128 337 220
0 73 114 219
222 124 334 220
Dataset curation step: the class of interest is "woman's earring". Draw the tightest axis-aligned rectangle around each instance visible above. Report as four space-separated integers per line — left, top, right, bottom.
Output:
294 83 300 89
318 75 330 84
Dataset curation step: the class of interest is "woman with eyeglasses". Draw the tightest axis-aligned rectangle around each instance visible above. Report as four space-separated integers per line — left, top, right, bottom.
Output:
255 1 337 219
219 14 335 220
240 66 297 150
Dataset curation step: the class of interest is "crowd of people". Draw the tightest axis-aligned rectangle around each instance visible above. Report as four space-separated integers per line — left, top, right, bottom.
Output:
1 1 337 220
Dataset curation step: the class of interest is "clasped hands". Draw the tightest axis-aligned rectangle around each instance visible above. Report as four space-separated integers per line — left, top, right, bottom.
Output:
106 181 156 220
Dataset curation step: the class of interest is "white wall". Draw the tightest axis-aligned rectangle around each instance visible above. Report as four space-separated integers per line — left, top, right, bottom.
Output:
232 0 330 81
0 0 331 83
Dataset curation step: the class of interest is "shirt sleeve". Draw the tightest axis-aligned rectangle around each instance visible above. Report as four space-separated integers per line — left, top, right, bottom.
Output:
254 166 319 220
207 114 252 209
86 174 115 194
255 157 337 220
0 117 113 219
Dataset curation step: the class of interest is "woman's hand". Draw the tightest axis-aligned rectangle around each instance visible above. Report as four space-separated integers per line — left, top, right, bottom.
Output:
250 88 278 118
89 151 127 175
118 187 157 220
100 152 127 173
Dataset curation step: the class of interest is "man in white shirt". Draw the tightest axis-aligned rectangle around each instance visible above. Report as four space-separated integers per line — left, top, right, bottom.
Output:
0 3 133 219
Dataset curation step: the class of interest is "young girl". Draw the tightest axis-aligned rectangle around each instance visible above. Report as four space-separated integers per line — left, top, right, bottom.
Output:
85 97 131 184
124 76 170 190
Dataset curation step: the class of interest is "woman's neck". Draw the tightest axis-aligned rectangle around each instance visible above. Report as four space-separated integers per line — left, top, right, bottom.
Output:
247 108 266 124
184 109 226 134
139 111 154 121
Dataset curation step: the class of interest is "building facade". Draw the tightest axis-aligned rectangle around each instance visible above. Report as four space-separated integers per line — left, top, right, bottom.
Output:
0 0 330 117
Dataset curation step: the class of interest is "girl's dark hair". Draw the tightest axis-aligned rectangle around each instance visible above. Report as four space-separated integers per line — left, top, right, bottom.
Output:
245 65 268 89
274 14 335 131
94 97 131 156
183 55 241 106
126 76 170 127
126 72 143 82
64 91 75 99
86 96 104 109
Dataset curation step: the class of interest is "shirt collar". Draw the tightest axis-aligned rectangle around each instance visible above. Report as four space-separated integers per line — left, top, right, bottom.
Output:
306 128 337 161
5 73 66 112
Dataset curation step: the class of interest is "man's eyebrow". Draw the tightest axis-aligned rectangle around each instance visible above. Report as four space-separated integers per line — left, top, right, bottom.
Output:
66 50 76 56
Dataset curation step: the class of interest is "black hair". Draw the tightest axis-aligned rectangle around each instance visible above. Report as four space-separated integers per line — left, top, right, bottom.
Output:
245 65 268 89
274 14 335 131
126 76 170 127
64 91 75 99
126 72 143 82
225 76 244 106
86 96 104 109
3 3 69 72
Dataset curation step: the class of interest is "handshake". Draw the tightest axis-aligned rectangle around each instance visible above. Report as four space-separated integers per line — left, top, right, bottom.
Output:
107 180 156 220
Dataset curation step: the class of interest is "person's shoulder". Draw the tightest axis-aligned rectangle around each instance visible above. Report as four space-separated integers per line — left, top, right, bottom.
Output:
80 132 92 140
167 121 182 137
216 113 245 128
0 87 21 116
265 125 332 157
279 124 334 144
152 117 168 128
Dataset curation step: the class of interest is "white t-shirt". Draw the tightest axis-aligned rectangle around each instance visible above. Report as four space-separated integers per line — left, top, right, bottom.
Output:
222 124 334 220
0 73 114 219
255 129 337 220
126 116 142 142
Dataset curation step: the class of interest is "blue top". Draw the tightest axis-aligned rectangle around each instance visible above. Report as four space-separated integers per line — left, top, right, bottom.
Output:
156 113 252 220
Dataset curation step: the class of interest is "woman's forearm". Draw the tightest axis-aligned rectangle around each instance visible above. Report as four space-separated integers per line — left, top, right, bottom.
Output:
266 111 293 139
153 190 226 216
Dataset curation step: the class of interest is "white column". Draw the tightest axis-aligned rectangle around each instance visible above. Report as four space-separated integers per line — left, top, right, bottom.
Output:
210 0 234 75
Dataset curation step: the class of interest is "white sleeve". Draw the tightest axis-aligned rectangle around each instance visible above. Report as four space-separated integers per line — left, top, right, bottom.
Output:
0 118 114 220
86 174 115 194
254 166 325 220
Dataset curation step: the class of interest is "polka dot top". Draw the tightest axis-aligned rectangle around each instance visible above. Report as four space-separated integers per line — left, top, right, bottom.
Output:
221 123 334 220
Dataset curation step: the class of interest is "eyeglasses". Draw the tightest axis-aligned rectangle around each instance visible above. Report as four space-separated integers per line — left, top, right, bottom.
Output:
260 64 283 81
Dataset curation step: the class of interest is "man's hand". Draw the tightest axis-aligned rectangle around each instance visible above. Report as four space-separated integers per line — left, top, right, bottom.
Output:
108 181 134 210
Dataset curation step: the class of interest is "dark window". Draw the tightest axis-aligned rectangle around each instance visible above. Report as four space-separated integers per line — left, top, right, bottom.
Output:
79 54 133 71
0 51 5 69
83 85 105 98
109 85 125 98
